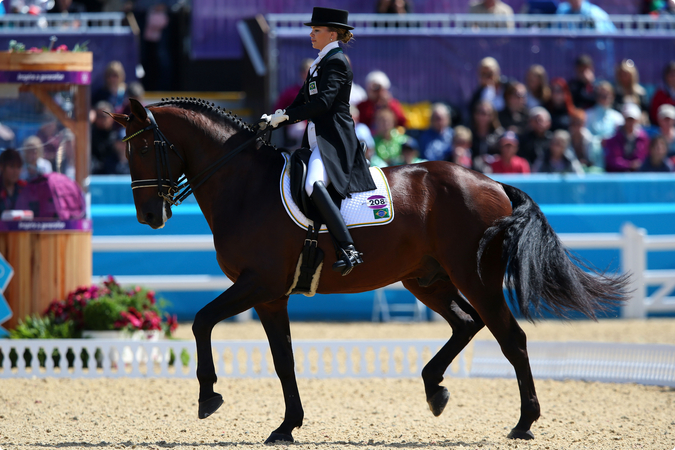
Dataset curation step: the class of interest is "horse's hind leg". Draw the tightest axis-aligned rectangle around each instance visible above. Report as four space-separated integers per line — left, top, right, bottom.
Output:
255 298 304 444
402 279 485 417
458 278 540 439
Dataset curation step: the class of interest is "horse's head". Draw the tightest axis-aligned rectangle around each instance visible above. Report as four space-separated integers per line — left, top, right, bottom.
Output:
110 98 184 229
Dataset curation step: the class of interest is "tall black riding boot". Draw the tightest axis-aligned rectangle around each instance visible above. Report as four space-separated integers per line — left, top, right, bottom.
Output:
309 181 363 276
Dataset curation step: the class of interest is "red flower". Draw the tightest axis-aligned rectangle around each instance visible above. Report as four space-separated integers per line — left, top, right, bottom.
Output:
165 314 178 333
120 308 143 329
146 290 156 305
55 44 68 52
27 47 42 53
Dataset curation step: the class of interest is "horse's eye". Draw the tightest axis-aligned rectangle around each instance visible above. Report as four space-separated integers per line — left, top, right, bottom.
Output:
139 146 150 155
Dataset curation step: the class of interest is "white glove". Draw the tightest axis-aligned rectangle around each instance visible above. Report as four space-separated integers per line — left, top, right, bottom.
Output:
258 113 272 130
269 109 289 128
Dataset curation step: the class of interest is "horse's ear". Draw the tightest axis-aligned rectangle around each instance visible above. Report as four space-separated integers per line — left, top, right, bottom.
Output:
107 111 130 127
129 98 147 122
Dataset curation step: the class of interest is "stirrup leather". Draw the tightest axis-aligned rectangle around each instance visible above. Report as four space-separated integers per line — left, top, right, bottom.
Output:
332 244 363 276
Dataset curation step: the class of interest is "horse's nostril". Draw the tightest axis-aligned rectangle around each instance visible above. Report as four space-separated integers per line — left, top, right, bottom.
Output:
145 212 154 223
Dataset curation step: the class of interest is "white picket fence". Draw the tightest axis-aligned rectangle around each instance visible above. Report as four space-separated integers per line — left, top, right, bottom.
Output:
92 223 675 319
1 339 673 387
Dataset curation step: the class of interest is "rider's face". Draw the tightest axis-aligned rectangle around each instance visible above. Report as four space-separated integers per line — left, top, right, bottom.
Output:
310 26 335 51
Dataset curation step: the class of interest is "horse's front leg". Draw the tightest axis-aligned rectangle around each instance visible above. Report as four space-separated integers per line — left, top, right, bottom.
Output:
255 298 304 444
191 273 275 419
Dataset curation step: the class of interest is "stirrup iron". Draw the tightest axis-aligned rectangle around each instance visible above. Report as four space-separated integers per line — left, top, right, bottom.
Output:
332 244 363 276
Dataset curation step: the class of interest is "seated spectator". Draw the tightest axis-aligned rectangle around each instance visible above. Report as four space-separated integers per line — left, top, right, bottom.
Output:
0 148 27 213
652 104 675 156
470 100 504 173
533 130 585 174
499 81 529 135
274 58 312 113
642 0 675 15
649 61 675 126
569 108 604 171
36 120 60 169
451 126 473 168
568 54 597 110
640 136 673 172
91 101 122 174
518 107 553 165
556 0 616 32
418 103 454 161
373 108 407 166
613 59 649 120
400 138 426 165
20 136 53 181
345 55 367 106
54 128 76 179
0 121 15 151
357 70 407 131
376 0 412 13
525 64 551 110
273 59 313 149
545 78 575 131
586 82 624 140
490 131 531 174
469 57 507 116
351 105 375 158
92 61 128 113
469 0 515 28
605 103 650 172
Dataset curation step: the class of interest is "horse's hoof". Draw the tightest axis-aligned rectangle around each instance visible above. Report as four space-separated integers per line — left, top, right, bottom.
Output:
265 432 294 445
427 387 450 417
198 394 224 419
507 428 535 440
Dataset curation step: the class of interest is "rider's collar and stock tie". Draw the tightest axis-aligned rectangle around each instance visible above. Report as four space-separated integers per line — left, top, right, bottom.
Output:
124 106 268 206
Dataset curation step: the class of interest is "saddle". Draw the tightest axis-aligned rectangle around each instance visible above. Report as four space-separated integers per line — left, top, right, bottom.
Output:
288 147 342 222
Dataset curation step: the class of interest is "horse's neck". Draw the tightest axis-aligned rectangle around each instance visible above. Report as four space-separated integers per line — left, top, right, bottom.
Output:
184 131 282 229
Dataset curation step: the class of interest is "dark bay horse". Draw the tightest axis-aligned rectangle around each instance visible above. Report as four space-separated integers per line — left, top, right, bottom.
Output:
112 98 627 444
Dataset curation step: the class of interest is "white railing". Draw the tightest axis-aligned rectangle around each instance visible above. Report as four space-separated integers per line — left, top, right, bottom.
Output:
266 13 675 36
0 13 129 33
91 223 675 319
2 338 673 386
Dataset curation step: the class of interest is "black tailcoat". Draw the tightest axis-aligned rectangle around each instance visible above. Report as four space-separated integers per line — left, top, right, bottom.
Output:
285 48 376 198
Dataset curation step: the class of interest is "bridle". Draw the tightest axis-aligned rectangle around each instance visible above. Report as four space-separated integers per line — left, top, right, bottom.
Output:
123 106 268 206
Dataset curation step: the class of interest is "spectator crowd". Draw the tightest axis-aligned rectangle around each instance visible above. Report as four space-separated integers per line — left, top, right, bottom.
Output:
319 57 675 175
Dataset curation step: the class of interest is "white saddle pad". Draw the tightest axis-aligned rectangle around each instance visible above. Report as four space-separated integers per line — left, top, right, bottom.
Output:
279 152 394 232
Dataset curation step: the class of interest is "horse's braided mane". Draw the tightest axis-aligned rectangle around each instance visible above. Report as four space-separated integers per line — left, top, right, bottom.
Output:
149 96 255 133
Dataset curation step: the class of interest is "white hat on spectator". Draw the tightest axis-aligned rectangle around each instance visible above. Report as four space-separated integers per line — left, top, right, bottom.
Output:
529 106 550 121
365 70 391 90
621 102 641 120
657 104 675 120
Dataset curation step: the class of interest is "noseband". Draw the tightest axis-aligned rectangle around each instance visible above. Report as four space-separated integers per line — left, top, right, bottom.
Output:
123 106 268 206
124 107 186 206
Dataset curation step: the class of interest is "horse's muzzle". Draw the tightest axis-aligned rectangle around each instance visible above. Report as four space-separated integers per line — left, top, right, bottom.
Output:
138 200 172 229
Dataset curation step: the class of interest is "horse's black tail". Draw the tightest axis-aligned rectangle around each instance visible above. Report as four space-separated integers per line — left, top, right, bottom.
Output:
477 183 630 321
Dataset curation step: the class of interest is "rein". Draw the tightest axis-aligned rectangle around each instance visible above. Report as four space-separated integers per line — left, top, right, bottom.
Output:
125 106 268 206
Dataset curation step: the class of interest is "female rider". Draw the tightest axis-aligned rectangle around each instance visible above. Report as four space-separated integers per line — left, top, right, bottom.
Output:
260 7 376 276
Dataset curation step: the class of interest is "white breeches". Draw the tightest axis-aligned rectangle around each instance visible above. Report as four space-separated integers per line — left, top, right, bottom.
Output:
305 122 331 197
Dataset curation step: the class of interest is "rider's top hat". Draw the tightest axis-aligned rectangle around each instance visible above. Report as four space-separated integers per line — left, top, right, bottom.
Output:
304 7 354 30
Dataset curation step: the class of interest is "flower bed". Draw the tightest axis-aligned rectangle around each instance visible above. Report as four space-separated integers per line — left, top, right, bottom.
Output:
10 276 178 340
